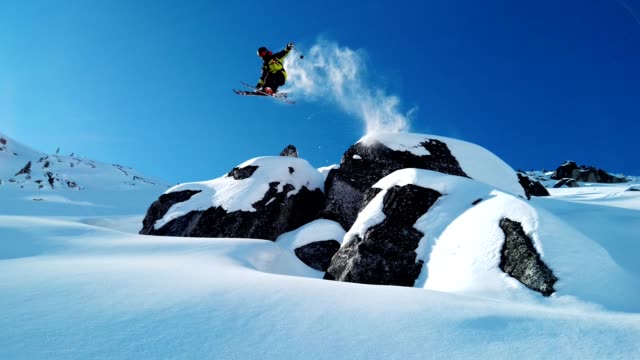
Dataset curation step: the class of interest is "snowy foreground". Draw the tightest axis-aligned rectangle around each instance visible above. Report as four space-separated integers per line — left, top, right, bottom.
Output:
1 183 640 359
2 131 640 359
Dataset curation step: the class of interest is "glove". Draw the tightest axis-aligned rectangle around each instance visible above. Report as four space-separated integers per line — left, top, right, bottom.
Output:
286 42 294 50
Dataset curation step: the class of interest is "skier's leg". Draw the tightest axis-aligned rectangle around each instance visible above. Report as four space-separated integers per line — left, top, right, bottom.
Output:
266 72 286 93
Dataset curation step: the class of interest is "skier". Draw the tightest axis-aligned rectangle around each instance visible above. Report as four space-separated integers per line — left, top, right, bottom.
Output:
255 43 295 94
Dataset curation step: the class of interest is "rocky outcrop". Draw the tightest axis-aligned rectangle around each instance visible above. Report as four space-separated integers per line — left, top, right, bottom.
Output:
15 161 32 176
140 190 202 234
276 219 345 272
326 184 442 286
140 158 326 241
322 139 467 230
572 167 626 183
228 166 258 180
551 161 579 180
517 173 550 199
280 145 299 158
295 240 341 272
552 161 626 183
141 182 324 240
553 178 579 188
499 218 557 296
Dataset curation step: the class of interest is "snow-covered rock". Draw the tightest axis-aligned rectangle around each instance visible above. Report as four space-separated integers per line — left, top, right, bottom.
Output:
140 156 325 240
321 132 526 230
326 181 440 285
552 161 626 183
554 178 580 188
276 219 345 271
327 169 557 296
517 172 550 198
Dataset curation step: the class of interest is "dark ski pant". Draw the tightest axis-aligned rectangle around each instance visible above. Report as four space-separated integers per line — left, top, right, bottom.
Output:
262 72 286 93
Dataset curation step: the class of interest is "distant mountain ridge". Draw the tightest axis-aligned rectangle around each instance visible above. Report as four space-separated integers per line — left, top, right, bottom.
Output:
519 161 637 189
0 132 167 191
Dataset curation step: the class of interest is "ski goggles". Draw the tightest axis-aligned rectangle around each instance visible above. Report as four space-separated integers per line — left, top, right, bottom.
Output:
258 50 267 57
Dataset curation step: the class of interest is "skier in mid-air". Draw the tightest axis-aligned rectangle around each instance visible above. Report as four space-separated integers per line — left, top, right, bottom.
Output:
255 42 295 94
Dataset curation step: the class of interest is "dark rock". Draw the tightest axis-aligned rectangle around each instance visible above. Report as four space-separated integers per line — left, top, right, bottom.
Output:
141 183 325 241
0 138 6 145
553 178 579 188
517 173 550 199
294 240 341 272
140 190 202 234
472 198 483 205
45 172 55 189
551 161 578 180
552 161 626 183
360 187 384 211
626 186 640 192
15 161 32 176
499 218 557 296
227 165 259 180
322 139 467 230
326 184 441 286
572 168 626 183
280 145 299 157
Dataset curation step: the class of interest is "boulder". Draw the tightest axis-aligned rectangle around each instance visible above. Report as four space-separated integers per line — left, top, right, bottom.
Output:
322 133 525 231
499 218 557 296
551 161 579 180
572 168 626 183
295 241 341 272
140 156 325 241
326 184 441 286
552 161 626 183
553 178 579 188
280 145 299 158
517 173 550 199
276 219 346 272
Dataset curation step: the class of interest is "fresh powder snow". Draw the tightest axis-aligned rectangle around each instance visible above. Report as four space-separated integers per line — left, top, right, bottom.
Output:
1 133 640 359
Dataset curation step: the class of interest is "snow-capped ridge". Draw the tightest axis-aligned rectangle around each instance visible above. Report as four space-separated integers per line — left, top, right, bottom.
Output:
0 131 168 192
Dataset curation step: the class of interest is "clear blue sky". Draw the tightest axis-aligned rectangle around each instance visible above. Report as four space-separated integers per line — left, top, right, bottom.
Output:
2 0 639 183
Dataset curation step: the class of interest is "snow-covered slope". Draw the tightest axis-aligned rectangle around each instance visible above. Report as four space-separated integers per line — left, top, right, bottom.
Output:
0 132 169 215
1 133 640 359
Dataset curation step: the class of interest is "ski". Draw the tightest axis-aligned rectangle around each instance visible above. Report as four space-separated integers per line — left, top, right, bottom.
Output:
233 89 288 98
232 82 295 104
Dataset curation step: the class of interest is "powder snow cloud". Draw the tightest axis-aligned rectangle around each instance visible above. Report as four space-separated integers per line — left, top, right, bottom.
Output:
284 39 415 135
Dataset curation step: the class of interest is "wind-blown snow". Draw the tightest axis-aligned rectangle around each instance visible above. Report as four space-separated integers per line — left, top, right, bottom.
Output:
359 132 526 197
155 156 324 229
284 39 414 134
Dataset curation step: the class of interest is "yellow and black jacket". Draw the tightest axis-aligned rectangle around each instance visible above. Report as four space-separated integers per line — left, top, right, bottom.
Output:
257 46 292 87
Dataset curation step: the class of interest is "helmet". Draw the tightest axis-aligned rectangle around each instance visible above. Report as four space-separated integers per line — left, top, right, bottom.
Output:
257 47 270 57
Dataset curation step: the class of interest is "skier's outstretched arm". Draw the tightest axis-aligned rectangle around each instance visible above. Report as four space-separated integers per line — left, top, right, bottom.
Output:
274 43 294 61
